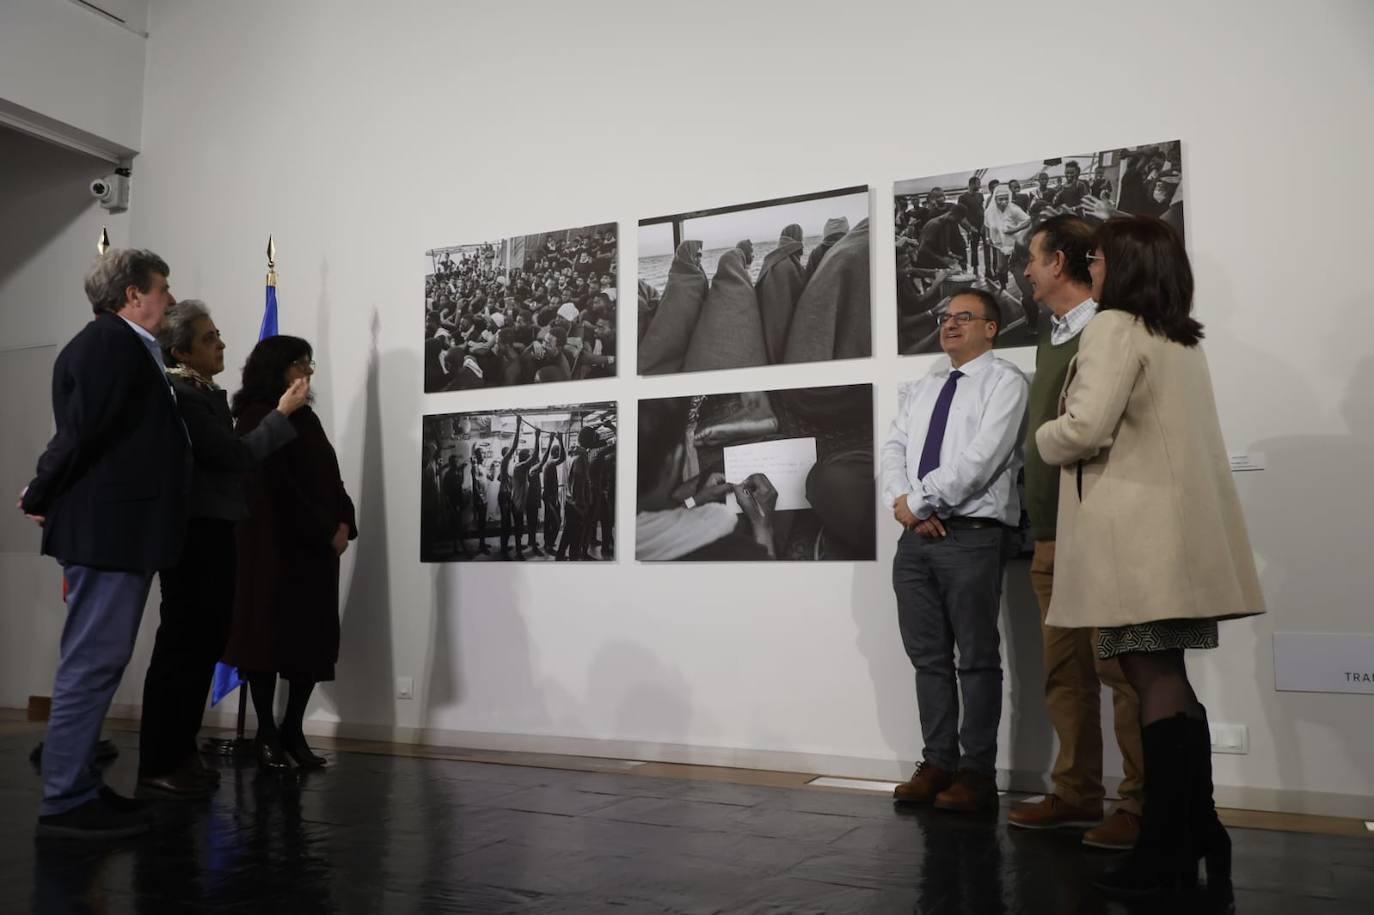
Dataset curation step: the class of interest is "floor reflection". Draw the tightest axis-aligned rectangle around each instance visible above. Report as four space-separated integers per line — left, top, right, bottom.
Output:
5 733 1369 914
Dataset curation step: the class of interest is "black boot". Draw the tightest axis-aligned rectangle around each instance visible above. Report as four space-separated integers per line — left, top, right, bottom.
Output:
1094 714 1198 899
255 733 293 772
279 727 326 769
1189 708 1235 913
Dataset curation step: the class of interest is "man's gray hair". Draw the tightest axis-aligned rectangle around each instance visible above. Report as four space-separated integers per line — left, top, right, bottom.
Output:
83 248 171 315
158 299 212 366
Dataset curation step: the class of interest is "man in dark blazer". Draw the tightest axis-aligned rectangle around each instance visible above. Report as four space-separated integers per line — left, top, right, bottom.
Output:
18 248 190 839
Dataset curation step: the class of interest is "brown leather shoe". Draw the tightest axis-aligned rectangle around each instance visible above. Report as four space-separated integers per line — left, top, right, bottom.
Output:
893 761 955 805
135 769 214 800
1007 794 1103 830
934 770 999 813
1082 808 1141 850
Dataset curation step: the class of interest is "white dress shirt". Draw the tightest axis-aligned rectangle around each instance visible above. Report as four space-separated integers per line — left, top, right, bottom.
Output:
881 349 1029 525
1049 297 1098 345
120 315 168 373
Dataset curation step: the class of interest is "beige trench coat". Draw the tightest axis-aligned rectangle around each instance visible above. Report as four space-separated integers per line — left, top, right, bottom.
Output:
1035 310 1266 629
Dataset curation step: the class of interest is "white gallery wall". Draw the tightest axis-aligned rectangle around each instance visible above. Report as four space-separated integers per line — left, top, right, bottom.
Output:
0 0 147 159
10 0 1368 815
0 124 135 718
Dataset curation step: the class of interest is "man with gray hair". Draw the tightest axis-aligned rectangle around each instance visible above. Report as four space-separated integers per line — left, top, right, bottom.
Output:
19 248 191 839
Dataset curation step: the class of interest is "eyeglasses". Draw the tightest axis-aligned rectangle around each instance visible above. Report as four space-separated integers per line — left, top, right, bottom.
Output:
1086 254 1105 262
935 311 996 326
292 358 317 370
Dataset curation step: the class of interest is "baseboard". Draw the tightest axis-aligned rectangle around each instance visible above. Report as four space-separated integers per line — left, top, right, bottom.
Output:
97 704 1374 821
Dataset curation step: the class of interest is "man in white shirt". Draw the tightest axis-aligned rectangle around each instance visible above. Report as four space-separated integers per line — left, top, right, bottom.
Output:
881 287 1028 813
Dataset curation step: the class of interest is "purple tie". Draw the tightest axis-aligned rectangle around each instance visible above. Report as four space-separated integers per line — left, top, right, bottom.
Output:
918 370 963 479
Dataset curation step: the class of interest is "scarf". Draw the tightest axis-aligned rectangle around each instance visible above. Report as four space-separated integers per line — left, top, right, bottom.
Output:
166 364 220 391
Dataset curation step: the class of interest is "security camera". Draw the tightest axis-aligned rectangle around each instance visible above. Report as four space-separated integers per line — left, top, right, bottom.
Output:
90 170 131 213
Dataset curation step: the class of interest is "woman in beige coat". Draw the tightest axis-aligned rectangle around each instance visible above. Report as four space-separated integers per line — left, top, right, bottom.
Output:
1037 217 1263 910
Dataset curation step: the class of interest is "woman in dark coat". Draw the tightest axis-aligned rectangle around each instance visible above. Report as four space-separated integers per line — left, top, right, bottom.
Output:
222 336 357 770
138 301 308 797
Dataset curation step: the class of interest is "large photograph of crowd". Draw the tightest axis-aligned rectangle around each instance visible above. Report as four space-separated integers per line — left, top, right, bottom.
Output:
894 139 1183 355
423 222 618 392
637 187 871 376
421 402 617 562
637 383 874 562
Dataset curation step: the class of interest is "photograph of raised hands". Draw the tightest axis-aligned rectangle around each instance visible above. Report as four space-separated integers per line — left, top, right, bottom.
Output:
421 403 617 562
637 384 874 561
894 139 1183 355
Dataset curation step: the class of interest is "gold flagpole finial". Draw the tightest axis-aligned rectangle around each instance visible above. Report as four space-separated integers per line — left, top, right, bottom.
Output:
97 227 110 255
266 235 277 286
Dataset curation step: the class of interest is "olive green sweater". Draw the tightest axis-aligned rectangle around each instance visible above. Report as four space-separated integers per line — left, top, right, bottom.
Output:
1024 332 1081 541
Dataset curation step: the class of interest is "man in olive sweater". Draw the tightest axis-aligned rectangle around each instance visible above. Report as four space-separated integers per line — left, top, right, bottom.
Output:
1009 215 1144 850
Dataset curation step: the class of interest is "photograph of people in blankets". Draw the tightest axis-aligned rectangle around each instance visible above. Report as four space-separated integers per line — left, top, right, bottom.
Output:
894 140 1183 354
421 402 616 562
638 187 871 376
423 223 618 391
637 383 874 561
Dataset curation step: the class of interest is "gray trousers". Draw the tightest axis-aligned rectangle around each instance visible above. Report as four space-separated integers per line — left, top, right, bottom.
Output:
44 563 153 815
893 526 1008 775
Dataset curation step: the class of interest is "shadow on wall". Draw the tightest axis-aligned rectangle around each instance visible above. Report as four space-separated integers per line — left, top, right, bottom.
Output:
1000 556 1055 788
849 532 918 779
324 304 397 739
1176 257 1373 812
419 515 551 738
588 639 693 747
420 560 701 750
852 507 1054 783
1246 345 1374 811
422 561 464 731
0 127 103 289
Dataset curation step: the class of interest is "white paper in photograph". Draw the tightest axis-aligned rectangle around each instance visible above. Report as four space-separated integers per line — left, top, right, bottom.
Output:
722 437 817 514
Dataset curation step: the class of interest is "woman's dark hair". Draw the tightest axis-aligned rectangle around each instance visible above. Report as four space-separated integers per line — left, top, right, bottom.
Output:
232 335 313 417
636 399 689 496
1095 216 1204 346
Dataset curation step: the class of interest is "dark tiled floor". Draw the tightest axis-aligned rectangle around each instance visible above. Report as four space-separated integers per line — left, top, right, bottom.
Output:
3 732 1371 914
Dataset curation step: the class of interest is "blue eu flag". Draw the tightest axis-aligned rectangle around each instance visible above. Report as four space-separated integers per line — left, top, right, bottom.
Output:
210 266 279 706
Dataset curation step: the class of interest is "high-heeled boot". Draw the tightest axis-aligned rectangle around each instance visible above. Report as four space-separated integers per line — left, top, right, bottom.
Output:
279 726 326 769
255 732 293 771
1094 713 1198 899
1188 708 1235 914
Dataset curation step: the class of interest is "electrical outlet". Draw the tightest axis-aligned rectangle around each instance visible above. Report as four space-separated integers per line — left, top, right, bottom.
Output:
396 677 414 700
1209 722 1248 754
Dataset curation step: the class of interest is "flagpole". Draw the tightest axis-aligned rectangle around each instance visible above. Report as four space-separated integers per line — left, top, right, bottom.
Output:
202 235 279 761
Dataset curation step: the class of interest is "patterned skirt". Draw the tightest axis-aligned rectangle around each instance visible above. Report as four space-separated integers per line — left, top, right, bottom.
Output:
1097 619 1220 659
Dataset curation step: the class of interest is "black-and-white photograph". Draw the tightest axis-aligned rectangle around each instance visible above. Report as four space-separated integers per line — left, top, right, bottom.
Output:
421 402 617 562
423 222 618 392
637 383 874 562
637 187 871 376
894 139 1184 355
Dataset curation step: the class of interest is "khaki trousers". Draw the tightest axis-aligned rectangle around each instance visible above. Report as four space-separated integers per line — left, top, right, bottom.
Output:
1030 540 1144 813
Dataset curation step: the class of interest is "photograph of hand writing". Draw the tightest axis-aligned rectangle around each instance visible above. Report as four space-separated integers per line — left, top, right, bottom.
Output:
637 383 874 561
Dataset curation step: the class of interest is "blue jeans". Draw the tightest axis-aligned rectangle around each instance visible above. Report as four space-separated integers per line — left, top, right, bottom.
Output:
42 563 152 815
